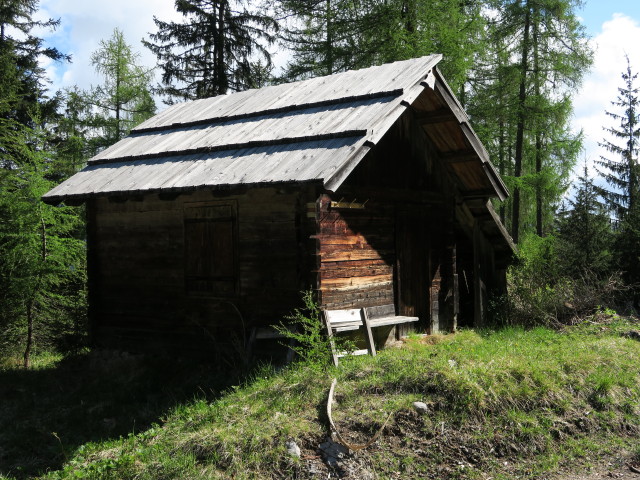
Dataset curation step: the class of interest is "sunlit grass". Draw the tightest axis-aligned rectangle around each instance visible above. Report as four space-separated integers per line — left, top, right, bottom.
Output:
2 318 639 479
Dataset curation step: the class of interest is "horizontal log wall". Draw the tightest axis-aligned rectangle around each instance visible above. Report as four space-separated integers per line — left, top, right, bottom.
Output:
315 195 396 310
89 186 310 354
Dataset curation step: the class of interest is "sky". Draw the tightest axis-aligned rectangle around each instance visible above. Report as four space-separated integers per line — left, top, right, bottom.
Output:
37 0 640 185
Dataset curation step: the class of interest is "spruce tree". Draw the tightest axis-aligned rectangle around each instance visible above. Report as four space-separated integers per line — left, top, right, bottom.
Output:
0 0 69 126
596 56 640 307
0 1 87 362
144 0 277 102
595 55 640 219
556 165 613 277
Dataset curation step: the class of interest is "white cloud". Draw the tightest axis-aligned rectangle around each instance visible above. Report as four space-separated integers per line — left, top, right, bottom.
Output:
573 13 640 178
39 0 181 98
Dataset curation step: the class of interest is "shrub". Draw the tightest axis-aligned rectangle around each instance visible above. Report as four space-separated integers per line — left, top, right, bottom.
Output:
274 291 353 369
502 234 628 327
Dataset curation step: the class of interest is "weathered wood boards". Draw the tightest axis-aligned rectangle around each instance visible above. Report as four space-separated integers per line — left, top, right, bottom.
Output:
46 57 516 358
89 187 308 353
323 304 419 365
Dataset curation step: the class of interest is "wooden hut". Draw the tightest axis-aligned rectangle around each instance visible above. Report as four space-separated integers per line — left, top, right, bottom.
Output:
43 55 515 356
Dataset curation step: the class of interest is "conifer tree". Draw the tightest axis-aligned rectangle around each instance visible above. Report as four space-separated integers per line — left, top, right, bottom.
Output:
278 0 485 95
84 28 156 153
595 55 640 219
472 0 591 243
144 0 277 102
0 1 87 362
0 119 86 365
0 0 69 126
556 165 613 277
596 57 640 307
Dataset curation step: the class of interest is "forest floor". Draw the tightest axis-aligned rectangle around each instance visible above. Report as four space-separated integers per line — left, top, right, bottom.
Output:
1 314 640 479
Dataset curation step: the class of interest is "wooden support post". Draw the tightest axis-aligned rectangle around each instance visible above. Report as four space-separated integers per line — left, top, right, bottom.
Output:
452 242 459 332
473 222 485 327
360 309 377 357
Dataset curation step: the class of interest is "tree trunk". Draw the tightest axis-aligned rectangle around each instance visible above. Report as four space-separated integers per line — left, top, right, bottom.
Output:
533 6 543 237
326 0 333 75
23 302 34 368
511 3 531 244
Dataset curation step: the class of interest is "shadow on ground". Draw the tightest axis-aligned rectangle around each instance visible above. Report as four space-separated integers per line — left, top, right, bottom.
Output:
0 350 242 479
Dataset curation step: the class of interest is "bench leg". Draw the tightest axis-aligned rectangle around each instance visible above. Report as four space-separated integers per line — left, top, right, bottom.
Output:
361 310 377 357
323 310 340 366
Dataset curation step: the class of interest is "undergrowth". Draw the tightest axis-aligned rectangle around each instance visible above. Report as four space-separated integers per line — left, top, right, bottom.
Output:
5 315 637 480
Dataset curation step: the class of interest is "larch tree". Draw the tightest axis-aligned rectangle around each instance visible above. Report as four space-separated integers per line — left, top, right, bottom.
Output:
84 28 156 154
278 0 485 96
475 0 591 243
144 0 278 102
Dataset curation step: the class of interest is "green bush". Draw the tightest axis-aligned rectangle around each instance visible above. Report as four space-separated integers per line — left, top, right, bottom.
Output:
275 291 353 369
503 234 626 327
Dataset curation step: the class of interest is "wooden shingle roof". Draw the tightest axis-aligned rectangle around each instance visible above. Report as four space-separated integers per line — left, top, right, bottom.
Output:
43 55 508 204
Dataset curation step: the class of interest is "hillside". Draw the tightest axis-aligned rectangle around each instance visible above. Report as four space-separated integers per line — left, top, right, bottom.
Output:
2 316 640 479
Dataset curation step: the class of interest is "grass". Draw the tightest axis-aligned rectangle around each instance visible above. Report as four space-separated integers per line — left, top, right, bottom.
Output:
2 315 640 479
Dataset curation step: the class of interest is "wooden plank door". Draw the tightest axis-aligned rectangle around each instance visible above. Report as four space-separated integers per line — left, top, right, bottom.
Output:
395 206 430 334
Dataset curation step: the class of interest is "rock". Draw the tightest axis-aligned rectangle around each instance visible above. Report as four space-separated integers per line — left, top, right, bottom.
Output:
319 439 349 468
285 439 301 458
412 401 429 415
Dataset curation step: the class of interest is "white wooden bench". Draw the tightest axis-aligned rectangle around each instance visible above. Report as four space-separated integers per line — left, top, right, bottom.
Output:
322 304 419 365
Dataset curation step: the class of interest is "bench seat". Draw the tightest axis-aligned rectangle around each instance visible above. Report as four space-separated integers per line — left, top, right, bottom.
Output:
323 304 419 364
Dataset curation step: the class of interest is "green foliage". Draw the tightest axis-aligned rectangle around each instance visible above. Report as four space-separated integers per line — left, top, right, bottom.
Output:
504 234 624 326
470 0 592 242
556 164 614 277
0 0 70 126
27 323 640 480
278 0 485 94
83 28 155 152
275 290 353 369
143 0 278 102
0 121 87 363
594 56 640 307
595 55 640 217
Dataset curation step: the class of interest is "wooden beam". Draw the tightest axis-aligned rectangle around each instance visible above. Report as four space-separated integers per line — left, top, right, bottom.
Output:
440 150 478 164
460 189 496 199
414 108 458 125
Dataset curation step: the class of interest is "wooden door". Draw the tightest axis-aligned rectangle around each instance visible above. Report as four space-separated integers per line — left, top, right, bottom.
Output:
395 206 430 332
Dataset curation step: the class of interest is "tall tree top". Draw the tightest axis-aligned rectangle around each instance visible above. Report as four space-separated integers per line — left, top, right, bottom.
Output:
0 0 70 125
144 0 277 103
596 55 640 217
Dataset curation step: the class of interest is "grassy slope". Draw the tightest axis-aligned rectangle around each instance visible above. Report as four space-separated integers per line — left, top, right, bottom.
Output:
3 318 640 480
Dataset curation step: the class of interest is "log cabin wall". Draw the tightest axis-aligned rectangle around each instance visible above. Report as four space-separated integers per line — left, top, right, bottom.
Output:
87 186 311 355
316 112 461 333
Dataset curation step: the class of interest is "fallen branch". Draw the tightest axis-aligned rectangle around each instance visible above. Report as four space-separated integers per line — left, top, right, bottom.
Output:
326 378 393 452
